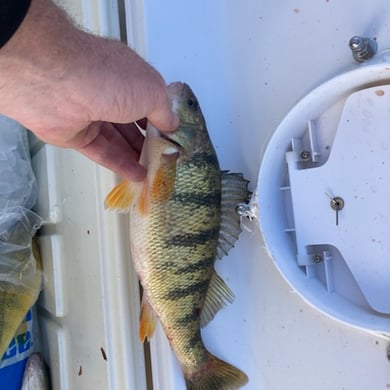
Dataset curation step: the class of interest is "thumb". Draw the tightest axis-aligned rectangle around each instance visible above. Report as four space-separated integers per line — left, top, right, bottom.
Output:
147 96 179 133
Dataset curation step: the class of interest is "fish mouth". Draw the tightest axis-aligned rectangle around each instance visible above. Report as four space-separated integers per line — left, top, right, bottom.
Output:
146 122 184 150
159 132 183 150
158 121 199 151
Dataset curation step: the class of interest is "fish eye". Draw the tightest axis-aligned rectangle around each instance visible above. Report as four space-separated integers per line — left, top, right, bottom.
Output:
187 98 198 110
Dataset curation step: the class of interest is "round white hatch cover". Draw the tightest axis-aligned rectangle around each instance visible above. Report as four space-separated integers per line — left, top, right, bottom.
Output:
258 64 390 332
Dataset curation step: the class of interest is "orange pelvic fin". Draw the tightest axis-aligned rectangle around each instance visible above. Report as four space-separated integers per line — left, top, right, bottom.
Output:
139 296 157 342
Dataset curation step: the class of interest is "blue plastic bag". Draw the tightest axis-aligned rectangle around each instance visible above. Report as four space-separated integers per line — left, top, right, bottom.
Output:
0 310 34 390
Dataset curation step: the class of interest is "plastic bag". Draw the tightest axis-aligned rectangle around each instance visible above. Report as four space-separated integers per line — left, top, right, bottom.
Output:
0 117 43 389
0 116 37 210
0 207 43 359
0 310 36 389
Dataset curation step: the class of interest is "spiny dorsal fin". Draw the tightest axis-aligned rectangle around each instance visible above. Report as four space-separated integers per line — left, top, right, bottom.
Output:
216 171 250 260
200 271 234 327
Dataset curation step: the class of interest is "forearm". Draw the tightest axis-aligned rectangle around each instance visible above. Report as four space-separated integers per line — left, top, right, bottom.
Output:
0 0 91 137
0 0 172 139
0 0 177 181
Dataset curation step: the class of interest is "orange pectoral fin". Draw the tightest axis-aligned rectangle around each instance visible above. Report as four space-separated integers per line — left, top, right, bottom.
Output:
105 179 140 212
139 297 157 342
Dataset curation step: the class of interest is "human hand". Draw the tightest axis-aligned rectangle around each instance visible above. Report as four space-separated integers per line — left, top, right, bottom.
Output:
0 0 178 181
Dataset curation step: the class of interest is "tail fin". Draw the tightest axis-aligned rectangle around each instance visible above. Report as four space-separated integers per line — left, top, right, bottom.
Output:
185 354 248 390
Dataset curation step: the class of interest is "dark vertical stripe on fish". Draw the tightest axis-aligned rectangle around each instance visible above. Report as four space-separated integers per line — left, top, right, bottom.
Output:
172 192 220 207
166 279 209 300
185 331 204 353
175 309 201 326
174 256 214 275
166 227 219 247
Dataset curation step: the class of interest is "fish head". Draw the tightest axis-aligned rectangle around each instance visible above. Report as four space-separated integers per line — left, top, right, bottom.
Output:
106 82 210 214
168 82 205 128
21 352 50 389
161 82 209 154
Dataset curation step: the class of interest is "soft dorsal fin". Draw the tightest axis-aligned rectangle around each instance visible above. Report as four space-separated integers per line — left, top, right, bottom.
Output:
200 171 250 327
201 271 234 327
216 171 250 260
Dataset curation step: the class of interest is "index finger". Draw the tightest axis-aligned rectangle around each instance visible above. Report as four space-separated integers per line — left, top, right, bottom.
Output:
77 121 146 181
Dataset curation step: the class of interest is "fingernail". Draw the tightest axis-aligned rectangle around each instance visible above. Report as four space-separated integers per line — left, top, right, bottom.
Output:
169 112 180 131
162 111 179 132
149 111 179 133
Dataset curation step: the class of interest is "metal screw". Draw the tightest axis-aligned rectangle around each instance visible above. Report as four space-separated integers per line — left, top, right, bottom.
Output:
330 197 344 211
325 193 345 226
330 196 344 226
300 150 311 160
313 253 323 263
349 36 377 62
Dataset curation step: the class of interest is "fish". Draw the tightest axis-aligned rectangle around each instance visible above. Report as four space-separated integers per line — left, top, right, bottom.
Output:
105 82 249 389
0 211 43 359
21 352 50 390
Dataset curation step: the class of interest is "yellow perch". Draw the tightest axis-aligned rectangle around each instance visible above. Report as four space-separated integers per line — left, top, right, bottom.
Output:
106 82 249 389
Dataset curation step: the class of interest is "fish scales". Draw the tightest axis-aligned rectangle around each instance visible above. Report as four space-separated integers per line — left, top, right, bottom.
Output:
140 155 219 369
105 82 248 389
144 152 220 304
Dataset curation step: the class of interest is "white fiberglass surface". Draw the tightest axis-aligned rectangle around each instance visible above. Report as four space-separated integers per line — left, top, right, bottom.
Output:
139 1 390 389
